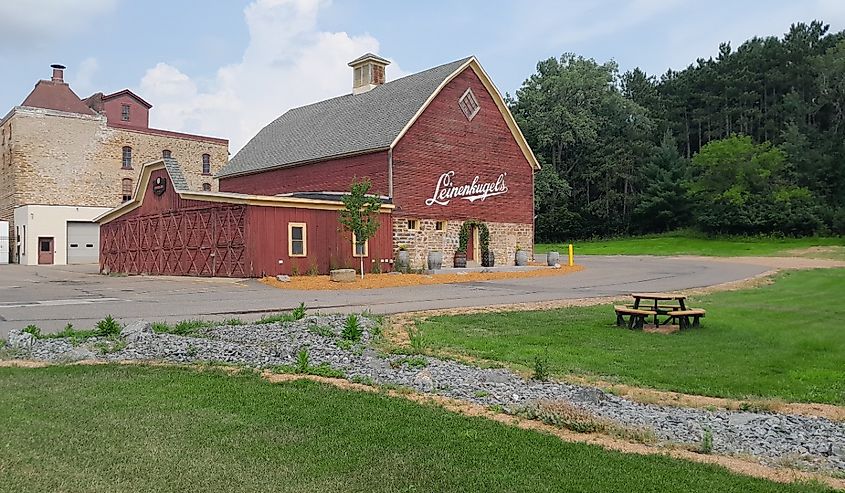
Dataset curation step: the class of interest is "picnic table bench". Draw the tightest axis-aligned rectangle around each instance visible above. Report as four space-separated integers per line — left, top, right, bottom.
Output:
615 292 706 330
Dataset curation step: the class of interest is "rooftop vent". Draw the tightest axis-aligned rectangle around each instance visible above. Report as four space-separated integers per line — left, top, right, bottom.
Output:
348 53 390 95
50 64 66 83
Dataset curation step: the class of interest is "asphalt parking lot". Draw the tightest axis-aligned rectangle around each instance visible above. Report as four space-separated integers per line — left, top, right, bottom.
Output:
0 256 770 337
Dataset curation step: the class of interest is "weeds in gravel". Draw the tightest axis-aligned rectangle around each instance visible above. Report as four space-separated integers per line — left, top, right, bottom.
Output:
474 390 490 398
341 314 363 342
337 339 354 351
95 316 122 337
272 348 345 379
22 325 41 338
516 401 655 444
292 302 307 321
390 356 428 369
699 428 714 454
308 324 334 337
296 348 310 372
94 337 127 355
256 303 307 325
153 319 213 336
488 404 505 413
223 318 244 326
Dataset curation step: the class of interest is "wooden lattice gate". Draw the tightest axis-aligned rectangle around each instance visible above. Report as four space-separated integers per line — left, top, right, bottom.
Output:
101 205 247 277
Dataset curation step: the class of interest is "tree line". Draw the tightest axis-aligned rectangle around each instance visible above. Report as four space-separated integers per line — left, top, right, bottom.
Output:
509 21 845 240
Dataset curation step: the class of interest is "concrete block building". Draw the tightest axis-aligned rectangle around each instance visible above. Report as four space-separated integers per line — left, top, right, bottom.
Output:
0 64 228 265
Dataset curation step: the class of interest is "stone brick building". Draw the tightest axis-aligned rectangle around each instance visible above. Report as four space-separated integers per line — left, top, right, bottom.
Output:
0 64 228 265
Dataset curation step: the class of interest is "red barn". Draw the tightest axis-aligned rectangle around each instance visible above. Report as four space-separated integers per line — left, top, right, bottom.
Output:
98 159 394 277
99 54 539 276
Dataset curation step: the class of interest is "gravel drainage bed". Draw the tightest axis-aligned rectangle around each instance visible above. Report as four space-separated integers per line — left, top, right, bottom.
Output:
5 314 845 476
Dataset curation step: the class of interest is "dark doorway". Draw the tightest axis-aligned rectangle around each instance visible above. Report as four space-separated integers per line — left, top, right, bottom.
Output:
38 237 54 265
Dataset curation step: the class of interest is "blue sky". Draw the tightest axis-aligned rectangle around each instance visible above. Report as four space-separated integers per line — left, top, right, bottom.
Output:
1 0 843 152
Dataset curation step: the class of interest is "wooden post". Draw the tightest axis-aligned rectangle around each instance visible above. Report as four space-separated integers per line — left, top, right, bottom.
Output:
568 244 574 267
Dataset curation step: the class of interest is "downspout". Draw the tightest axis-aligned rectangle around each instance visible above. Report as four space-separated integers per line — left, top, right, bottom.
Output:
387 148 394 198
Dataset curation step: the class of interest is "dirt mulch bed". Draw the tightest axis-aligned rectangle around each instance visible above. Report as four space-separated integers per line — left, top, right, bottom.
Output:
260 264 584 290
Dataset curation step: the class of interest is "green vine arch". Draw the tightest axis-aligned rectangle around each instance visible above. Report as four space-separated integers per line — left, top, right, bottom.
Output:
457 220 490 254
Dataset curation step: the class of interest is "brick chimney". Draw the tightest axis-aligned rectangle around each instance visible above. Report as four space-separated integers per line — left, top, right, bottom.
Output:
50 64 66 83
348 53 390 95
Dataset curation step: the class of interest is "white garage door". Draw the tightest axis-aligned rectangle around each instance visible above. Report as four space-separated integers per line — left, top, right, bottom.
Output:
67 222 100 264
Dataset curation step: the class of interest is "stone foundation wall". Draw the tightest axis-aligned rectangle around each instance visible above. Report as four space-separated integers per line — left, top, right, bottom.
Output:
392 217 533 269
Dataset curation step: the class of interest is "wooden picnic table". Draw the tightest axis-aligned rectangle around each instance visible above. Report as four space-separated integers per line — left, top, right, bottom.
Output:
615 292 705 330
631 293 687 326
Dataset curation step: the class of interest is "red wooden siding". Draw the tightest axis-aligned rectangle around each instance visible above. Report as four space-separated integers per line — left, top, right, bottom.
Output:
100 169 247 276
392 67 534 224
244 207 394 277
100 168 394 277
219 150 390 196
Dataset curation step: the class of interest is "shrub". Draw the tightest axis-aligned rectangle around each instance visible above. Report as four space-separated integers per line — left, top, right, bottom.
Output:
22 325 41 338
306 262 319 276
295 348 310 373
341 314 362 342
95 316 122 337
699 429 714 454
532 351 550 381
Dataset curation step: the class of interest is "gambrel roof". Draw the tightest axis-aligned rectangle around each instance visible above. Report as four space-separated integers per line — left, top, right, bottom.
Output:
218 56 539 178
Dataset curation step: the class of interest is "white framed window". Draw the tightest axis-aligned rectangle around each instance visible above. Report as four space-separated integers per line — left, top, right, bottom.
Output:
288 222 307 257
407 219 418 230
352 232 368 257
458 87 480 121
435 220 446 231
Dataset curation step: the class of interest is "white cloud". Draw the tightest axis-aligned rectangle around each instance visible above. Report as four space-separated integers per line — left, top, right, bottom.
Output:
0 0 118 47
69 57 99 96
138 0 406 153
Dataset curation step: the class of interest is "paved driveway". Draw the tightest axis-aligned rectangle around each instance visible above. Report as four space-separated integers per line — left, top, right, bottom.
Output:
0 256 769 338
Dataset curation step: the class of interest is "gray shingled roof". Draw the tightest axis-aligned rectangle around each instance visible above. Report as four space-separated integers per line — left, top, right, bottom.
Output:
163 157 189 191
217 57 472 178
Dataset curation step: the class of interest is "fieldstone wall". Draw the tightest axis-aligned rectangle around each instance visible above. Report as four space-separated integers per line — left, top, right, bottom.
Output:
392 217 533 269
0 107 228 262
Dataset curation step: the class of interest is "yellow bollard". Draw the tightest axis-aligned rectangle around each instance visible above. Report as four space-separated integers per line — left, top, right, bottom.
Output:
568 244 574 267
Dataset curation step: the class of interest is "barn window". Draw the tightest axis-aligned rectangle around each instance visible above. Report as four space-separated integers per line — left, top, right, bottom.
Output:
162 149 171 158
458 87 480 121
288 222 307 257
202 183 211 191
121 104 130 121
121 178 133 202
121 146 132 169
406 219 418 230
352 232 368 257
435 220 446 231
202 154 211 175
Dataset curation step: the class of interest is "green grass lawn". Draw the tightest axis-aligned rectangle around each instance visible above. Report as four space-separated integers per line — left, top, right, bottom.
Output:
535 231 845 257
418 269 845 405
0 365 830 493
